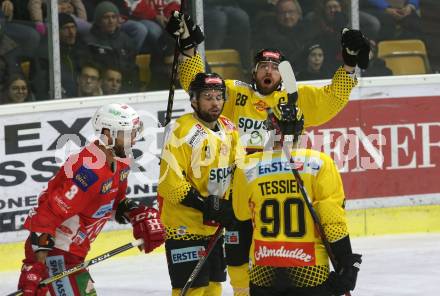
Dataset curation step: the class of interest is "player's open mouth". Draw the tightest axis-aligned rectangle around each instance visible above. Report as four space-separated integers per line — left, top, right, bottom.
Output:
263 78 272 85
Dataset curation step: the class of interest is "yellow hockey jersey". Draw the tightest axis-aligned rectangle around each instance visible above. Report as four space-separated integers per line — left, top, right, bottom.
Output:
179 54 357 150
232 149 348 287
158 113 244 239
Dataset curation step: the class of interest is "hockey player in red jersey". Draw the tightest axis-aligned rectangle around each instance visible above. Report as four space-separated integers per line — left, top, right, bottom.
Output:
16 103 166 296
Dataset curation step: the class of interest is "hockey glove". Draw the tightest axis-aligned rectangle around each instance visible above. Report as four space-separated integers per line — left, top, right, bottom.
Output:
341 28 371 69
181 188 235 227
166 11 204 51
129 207 166 253
327 253 362 295
18 261 49 296
203 195 235 228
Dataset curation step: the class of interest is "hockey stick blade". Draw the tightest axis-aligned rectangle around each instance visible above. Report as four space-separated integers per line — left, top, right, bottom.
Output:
279 60 297 95
180 226 223 296
7 239 144 296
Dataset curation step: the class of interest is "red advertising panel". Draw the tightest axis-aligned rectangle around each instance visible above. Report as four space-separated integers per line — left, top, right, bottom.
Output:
306 96 440 199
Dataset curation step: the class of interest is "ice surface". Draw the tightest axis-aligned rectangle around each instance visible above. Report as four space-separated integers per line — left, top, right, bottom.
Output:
2 233 439 295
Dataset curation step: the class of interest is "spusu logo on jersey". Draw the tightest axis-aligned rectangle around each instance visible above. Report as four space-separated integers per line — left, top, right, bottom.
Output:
254 240 316 267
209 166 233 183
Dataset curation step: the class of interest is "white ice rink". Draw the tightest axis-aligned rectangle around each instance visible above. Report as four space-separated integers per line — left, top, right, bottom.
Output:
2 233 439 296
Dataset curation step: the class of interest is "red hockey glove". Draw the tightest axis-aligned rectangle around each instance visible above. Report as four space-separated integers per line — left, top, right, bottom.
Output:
18 261 49 296
129 207 166 253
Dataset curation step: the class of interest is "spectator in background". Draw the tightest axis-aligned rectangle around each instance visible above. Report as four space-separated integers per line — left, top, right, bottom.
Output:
204 0 252 71
296 43 331 80
0 56 6 90
308 0 348 71
361 0 423 40
1 0 40 61
77 61 102 97
238 0 277 29
420 0 440 73
0 14 23 76
58 13 90 97
255 0 308 67
84 1 139 92
361 39 392 76
1 74 35 104
57 0 92 35
87 0 148 53
101 66 122 95
28 0 88 35
30 13 90 99
131 0 180 53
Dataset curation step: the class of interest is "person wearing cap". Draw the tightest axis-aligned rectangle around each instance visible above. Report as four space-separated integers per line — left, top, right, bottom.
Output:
30 13 91 99
166 11 370 296
83 1 139 93
58 13 91 97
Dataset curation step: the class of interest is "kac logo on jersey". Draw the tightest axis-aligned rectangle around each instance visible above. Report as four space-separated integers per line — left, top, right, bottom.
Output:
73 165 98 192
100 178 113 194
92 200 114 218
171 246 205 264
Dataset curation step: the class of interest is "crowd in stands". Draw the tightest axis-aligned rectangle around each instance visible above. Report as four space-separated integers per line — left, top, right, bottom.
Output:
0 0 438 103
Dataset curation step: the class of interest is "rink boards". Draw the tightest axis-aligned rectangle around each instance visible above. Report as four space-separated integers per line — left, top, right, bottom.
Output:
1 75 440 271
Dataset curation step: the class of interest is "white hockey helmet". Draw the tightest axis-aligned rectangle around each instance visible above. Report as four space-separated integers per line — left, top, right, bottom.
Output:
92 103 143 148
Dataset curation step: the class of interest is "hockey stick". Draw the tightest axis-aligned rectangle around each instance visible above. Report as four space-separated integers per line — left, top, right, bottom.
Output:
162 0 188 127
278 61 351 296
180 226 223 296
7 239 144 296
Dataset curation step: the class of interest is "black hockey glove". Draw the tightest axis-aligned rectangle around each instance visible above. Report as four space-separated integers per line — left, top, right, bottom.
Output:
341 28 371 69
181 188 234 227
327 253 362 295
326 235 362 295
203 195 235 228
166 11 204 51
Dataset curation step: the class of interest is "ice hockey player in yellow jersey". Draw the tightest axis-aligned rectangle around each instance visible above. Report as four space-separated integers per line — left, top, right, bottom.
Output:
165 10 369 296
158 72 244 296
232 102 362 296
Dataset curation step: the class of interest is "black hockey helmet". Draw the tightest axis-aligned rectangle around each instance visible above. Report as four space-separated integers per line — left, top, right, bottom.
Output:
189 72 226 100
254 48 286 66
266 102 304 143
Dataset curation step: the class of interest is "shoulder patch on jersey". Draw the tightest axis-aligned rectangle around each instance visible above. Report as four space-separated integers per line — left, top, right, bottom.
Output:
119 168 130 182
73 165 99 192
100 178 113 194
186 123 208 148
219 116 236 130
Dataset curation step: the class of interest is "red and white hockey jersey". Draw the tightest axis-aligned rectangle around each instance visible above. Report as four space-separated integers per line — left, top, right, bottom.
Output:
24 142 130 258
